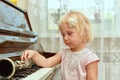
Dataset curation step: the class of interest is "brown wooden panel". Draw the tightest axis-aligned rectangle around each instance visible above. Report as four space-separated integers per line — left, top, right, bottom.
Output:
0 47 26 54
0 41 34 48
43 52 56 58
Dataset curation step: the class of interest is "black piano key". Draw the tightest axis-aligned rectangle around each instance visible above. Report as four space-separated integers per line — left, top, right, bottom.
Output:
12 64 42 79
14 73 28 77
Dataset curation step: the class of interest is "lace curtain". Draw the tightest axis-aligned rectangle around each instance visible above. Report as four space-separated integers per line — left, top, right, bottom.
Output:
28 0 120 80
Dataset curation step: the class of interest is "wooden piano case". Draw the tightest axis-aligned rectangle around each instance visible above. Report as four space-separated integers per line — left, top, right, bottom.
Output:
0 1 58 80
0 0 47 79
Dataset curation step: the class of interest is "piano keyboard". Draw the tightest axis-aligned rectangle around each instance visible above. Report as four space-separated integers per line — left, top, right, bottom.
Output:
10 64 56 80
22 68 55 80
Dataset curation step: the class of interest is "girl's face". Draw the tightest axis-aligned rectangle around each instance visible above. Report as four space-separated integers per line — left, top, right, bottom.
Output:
60 24 85 52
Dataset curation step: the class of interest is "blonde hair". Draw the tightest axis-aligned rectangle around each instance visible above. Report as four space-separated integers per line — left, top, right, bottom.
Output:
59 11 93 43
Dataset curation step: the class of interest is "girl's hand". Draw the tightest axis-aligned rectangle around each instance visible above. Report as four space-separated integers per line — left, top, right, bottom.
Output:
21 50 37 61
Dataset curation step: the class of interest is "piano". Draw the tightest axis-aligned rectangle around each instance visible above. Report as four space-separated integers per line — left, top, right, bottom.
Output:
0 0 58 80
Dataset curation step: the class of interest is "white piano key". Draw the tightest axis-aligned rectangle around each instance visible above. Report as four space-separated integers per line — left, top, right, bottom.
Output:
21 68 55 80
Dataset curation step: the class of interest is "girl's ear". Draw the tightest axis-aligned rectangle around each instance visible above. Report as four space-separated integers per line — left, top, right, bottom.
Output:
82 28 89 43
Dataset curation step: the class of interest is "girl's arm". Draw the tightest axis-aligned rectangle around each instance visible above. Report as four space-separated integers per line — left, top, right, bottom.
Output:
86 61 99 80
21 50 61 68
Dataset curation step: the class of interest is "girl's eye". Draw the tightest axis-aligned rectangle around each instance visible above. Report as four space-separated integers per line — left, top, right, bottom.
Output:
62 34 65 37
67 32 73 35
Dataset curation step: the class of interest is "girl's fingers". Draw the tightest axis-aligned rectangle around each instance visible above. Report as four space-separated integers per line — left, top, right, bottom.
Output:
21 50 35 61
21 50 29 61
24 51 28 60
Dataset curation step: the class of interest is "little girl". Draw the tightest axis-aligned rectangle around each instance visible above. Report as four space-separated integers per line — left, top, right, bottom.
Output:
21 11 99 80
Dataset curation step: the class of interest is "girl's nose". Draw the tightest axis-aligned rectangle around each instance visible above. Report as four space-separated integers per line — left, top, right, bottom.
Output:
64 35 69 41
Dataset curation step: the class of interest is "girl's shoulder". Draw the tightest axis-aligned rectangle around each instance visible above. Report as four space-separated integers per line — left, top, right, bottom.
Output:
82 48 100 66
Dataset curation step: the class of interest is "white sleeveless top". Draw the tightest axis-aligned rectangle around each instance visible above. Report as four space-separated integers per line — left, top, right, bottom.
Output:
59 47 99 80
